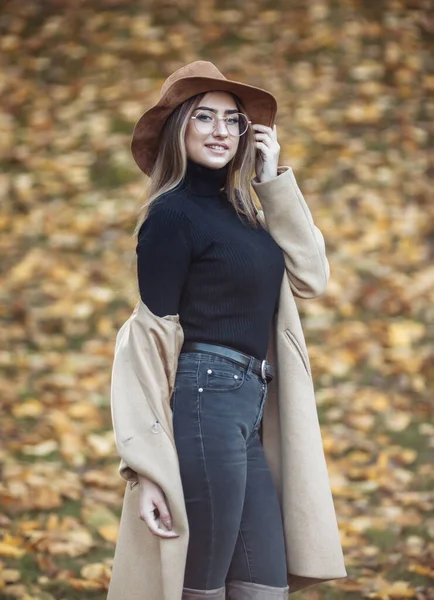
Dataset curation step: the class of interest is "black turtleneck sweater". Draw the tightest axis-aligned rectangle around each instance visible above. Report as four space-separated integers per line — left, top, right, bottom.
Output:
136 158 285 360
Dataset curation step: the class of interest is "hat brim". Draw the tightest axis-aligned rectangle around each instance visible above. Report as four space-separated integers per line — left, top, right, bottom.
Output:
131 76 277 176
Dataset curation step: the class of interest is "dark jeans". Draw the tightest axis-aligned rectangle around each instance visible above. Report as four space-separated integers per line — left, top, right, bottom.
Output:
169 349 288 591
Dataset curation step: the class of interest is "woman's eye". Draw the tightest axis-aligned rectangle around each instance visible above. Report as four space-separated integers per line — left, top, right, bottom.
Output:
226 117 239 125
197 113 212 121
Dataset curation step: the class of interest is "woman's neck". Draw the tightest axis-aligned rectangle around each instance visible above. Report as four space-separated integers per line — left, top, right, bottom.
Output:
181 158 229 197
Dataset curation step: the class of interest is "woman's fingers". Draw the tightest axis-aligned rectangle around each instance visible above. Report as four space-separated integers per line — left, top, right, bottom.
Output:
255 141 272 155
253 125 280 157
254 132 273 147
140 505 179 538
252 123 277 140
154 496 174 531
138 488 180 539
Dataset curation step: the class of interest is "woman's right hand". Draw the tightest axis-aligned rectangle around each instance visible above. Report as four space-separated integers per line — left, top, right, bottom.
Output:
138 475 180 539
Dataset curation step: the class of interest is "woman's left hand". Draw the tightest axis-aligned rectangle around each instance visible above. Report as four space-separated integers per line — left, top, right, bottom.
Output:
252 124 280 183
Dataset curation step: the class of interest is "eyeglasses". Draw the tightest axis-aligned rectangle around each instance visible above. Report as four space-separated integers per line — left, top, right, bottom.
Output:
190 109 251 137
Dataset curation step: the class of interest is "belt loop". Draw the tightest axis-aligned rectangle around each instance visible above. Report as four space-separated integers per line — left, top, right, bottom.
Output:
246 355 255 378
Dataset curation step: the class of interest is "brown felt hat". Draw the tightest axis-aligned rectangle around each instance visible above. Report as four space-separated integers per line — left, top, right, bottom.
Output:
131 60 278 176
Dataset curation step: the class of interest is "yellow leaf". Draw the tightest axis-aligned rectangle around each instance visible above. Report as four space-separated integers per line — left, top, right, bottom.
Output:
388 321 425 347
98 524 118 543
22 440 58 456
408 563 434 578
380 580 416 598
68 577 104 590
0 542 25 559
81 562 111 582
12 399 43 418
86 432 115 458
1 569 20 583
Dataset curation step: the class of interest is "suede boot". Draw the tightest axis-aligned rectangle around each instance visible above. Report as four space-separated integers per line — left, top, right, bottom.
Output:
226 580 289 599
182 585 226 599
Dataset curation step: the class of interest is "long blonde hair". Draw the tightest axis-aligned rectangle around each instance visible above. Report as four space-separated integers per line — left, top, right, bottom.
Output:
133 92 260 237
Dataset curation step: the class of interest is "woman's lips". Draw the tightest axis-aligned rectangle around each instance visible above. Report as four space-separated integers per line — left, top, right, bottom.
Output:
205 145 229 154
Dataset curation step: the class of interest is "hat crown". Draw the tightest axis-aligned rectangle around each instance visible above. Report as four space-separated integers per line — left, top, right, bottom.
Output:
161 61 227 96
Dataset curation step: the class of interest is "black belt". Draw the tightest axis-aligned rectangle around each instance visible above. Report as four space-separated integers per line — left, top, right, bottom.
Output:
180 342 275 382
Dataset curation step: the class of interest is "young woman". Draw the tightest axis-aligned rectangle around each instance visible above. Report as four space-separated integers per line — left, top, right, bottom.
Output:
107 60 347 600
133 61 287 600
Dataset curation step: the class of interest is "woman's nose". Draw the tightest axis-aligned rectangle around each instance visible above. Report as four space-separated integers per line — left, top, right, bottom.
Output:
214 118 229 136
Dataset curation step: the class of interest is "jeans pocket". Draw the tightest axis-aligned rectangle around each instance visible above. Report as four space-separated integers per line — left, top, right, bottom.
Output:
204 362 246 392
176 356 199 379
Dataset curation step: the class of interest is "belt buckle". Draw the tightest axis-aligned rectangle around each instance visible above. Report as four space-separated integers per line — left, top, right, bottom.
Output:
260 359 267 381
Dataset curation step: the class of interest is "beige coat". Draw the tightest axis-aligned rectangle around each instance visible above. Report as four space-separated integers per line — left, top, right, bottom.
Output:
107 167 347 600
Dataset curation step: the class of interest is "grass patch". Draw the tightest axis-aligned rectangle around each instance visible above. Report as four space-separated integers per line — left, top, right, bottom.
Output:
111 116 133 135
90 155 136 189
364 527 399 552
383 420 432 467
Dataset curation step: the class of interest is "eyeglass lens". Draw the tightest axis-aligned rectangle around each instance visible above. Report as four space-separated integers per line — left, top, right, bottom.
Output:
192 110 249 136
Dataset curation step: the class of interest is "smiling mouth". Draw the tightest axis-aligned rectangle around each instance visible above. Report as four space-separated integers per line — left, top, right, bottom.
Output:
205 145 229 152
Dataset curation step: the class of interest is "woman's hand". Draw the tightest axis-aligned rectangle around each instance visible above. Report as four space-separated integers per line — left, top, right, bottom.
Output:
252 123 280 183
138 475 179 539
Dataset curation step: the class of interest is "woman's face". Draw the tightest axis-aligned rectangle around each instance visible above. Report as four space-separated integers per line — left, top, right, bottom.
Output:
184 91 240 170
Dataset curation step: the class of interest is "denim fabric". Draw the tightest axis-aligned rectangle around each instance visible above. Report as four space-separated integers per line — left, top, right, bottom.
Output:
169 350 288 591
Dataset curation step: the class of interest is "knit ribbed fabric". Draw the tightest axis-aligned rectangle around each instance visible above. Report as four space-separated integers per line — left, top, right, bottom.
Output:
136 158 285 360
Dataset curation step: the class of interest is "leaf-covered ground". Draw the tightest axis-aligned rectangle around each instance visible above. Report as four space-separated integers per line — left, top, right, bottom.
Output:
0 0 433 598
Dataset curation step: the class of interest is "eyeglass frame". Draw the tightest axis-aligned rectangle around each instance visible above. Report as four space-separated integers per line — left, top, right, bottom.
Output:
190 109 252 137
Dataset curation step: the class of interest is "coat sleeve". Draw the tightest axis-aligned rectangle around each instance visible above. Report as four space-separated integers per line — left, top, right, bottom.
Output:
110 302 184 488
251 166 330 298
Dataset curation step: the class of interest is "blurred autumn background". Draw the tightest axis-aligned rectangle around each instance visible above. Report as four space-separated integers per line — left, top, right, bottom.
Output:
1 0 433 598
